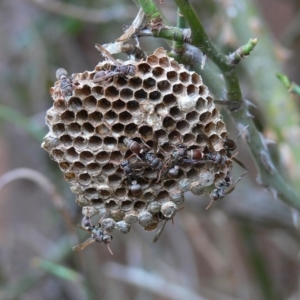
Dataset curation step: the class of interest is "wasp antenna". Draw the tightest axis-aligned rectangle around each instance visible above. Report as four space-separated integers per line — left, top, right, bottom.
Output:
206 198 213 210
227 151 249 171
177 206 185 212
107 244 114 255
230 151 239 159
139 138 151 150
232 157 249 171
156 168 164 183
233 170 248 186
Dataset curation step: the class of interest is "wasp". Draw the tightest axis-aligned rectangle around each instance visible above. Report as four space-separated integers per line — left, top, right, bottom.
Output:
206 169 247 209
153 219 168 243
72 226 113 254
140 136 164 179
81 215 93 231
165 143 216 179
169 133 229 171
203 152 227 165
56 68 75 97
130 180 143 196
141 152 163 172
222 136 248 171
93 44 136 83
123 137 146 156
120 160 147 197
120 159 144 197
123 136 164 182
72 214 113 254
120 159 138 182
124 137 163 170
121 44 147 60
153 206 184 242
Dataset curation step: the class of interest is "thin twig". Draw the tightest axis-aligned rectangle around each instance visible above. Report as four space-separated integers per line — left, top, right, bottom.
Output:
116 8 145 43
227 38 258 65
0 168 75 233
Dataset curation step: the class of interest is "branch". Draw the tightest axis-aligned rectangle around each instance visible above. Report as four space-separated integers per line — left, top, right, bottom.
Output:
228 38 258 65
173 8 187 53
136 0 300 210
116 8 145 43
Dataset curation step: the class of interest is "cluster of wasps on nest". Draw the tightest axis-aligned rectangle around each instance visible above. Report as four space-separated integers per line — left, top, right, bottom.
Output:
48 44 247 254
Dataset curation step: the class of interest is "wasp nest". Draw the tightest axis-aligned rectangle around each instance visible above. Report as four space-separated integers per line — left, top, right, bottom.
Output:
42 47 235 246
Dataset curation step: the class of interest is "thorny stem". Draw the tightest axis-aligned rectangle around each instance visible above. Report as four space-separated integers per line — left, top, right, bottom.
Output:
224 0 300 174
172 0 242 102
137 0 300 210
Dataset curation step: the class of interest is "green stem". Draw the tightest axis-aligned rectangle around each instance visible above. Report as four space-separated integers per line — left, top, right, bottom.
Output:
225 0 300 191
226 0 300 140
228 38 258 65
173 0 244 103
138 0 160 18
173 8 186 51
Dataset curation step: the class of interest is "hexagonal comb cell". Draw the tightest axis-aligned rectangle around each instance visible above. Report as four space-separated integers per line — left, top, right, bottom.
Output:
42 46 234 245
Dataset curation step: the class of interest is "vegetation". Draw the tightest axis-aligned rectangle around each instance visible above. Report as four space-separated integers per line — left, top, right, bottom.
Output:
0 1 299 299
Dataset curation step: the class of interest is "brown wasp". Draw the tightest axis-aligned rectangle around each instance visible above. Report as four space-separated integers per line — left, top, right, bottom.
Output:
120 159 143 196
164 141 221 180
185 133 247 170
153 207 184 242
123 136 164 182
222 136 248 171
164 144 197 179
56 68 75 97
72 214 113 254
121 44 147 60
123 137 143 154
206 169 247 209
140 136 164 181
93 44 136 83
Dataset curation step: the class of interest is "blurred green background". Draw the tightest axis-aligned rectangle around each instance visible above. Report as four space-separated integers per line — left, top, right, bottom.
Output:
0 0 300 299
